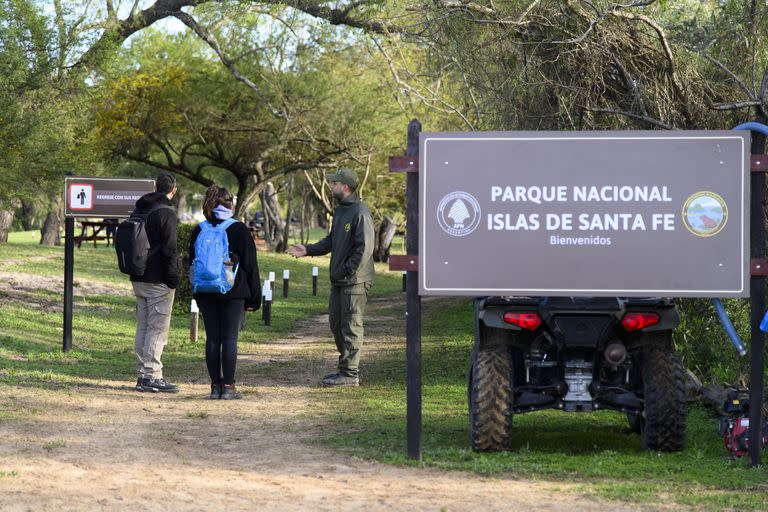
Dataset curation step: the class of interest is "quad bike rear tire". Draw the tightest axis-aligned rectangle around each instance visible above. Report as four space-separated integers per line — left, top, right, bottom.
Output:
640 345 687 452
469 339 514 451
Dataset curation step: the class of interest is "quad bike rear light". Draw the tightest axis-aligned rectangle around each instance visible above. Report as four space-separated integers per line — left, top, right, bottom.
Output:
503 312 542 330
621 312 660 332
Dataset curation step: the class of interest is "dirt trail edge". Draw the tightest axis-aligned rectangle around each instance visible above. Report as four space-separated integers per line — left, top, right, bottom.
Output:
0 295 681 512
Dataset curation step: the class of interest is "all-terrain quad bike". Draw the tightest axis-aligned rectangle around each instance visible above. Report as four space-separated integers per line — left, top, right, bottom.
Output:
469 296 687 452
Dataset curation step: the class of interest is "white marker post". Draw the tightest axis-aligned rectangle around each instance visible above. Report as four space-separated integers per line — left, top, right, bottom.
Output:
263 285 273 326
269 271 275 293
312 266 319 296
283 269 290 298
190 299 199 343
261 279 270 322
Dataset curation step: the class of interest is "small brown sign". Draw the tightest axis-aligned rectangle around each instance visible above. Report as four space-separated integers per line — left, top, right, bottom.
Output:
64 177 155 218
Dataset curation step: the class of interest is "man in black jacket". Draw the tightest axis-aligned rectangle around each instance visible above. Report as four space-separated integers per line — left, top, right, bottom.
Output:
131 173 181 393
287 168 374 387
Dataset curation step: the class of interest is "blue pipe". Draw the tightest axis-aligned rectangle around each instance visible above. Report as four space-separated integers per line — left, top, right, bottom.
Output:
711 299 747 357
732 122 768 136
705 123 768 357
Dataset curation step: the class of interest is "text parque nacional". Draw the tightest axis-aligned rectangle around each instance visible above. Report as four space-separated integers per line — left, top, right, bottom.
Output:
485 185 675 233
490 185 671 203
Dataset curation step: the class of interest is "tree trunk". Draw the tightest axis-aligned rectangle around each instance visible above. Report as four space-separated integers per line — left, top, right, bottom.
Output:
20 200 37 231
235 174 263 220
261 192 272 246
40 200 63 246
0 209 14 243
299 191 306 245
277 176 295 253
260 182 284 250
374 216 397 263
176 193 187 221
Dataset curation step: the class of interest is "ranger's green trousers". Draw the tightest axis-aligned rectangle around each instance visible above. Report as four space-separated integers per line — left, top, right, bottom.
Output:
328 282 370 377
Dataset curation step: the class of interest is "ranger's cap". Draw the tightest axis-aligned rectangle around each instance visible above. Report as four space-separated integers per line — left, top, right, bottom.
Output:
327 168 358 190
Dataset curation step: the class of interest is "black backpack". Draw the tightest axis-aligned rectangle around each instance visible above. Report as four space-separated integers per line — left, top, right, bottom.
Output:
115 204 173 276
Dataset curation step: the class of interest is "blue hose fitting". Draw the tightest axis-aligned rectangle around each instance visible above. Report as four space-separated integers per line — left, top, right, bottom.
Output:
712 298 747 357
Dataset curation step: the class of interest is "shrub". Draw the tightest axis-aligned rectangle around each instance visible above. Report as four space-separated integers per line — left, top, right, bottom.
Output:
174 222 196 313
675 298 751 384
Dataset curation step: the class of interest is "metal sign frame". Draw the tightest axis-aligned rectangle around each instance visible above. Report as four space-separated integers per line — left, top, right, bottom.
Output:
389 120 767 468
62 175 156 354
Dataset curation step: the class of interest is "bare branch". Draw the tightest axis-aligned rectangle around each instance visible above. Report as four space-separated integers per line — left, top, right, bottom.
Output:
172 11 287 120
580 106 672 129
759 68 768 119
610 8 693 126
712 101 762 110
74 0 209 69
699 53 754 100
373 38 477 129
280 0 400 34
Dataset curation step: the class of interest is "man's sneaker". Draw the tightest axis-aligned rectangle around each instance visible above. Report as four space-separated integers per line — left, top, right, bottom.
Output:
210 383 222 400
221 384 242 400
321 373 359 387
139 378 180 393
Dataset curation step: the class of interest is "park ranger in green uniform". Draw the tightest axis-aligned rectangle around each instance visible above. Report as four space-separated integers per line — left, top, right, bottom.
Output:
287 168 375 387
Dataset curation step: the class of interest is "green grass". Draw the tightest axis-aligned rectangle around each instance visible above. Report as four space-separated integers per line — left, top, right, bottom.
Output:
42 439 67 451
2 229 767 510
317 298 768 510
0 230 401 389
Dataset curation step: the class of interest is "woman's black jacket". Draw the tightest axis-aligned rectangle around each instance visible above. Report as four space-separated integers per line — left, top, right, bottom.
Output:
189 219 261 310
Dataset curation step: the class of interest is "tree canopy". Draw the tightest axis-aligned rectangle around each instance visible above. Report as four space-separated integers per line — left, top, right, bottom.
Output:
4 0 768 237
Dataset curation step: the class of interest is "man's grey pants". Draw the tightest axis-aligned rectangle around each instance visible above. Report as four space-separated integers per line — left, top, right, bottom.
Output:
132 282 175 380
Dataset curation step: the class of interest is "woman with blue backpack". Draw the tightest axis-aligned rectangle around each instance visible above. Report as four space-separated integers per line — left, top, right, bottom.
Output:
190 185 261 399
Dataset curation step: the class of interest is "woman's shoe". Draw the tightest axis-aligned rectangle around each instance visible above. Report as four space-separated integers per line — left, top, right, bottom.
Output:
221 384 242 400
210 383 222 399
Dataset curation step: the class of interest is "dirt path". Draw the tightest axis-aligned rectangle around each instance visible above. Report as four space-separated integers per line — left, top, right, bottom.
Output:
0 296 679 512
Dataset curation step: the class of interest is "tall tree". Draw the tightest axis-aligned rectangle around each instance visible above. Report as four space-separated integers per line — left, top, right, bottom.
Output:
0 0 395 242
93 15 409 226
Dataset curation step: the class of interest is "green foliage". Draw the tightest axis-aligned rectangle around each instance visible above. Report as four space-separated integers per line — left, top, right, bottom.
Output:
0 230 399 388
175 222 196 312
675 298 751 383
0 0 55 204
94 68 188 159
92 16 413 220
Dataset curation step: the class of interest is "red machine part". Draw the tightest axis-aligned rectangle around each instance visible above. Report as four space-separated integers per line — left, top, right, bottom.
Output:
722 416 768 458
723 417 750 458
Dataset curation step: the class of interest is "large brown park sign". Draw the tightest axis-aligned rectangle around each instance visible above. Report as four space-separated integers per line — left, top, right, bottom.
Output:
420 131 750 297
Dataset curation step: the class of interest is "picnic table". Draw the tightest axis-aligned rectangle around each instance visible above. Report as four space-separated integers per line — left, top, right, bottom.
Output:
76 219 119 248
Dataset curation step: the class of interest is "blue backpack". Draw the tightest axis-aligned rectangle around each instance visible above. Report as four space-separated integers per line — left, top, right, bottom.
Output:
192 218 239 294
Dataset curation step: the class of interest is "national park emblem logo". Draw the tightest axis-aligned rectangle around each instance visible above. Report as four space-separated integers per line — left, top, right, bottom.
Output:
437 191 481 237
682 191 728 237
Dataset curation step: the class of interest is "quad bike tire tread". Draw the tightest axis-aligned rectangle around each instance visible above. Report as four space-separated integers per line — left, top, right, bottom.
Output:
641 347 687 452
470 345 513 451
